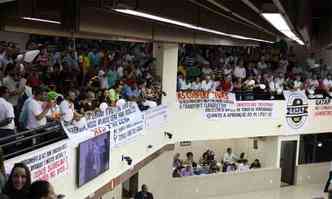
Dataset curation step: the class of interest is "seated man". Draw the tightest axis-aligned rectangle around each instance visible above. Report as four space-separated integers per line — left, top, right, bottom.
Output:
223 148 238 165
237 152 248 164
250 159 262 169
223 148 238 172
183 152 197 168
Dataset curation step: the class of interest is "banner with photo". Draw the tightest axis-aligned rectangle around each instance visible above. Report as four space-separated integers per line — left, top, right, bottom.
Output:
5 141 69 182
283 91 309 130
177 91 236 109
63 102 145 147
144 105 168 129
204 101 276 120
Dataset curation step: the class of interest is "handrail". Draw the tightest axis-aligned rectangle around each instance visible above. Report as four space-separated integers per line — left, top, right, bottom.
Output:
1 122 67 160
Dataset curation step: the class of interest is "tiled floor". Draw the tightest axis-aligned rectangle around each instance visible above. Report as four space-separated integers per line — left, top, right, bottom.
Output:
206 184 328 199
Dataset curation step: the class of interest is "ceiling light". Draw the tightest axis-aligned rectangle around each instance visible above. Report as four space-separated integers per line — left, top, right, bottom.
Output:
22 17 61 24
114 9 273 43
262 13 304 45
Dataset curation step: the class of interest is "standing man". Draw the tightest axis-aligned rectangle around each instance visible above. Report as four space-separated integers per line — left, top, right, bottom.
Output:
0 86 15 137
135 184 154 199
324 161 332 192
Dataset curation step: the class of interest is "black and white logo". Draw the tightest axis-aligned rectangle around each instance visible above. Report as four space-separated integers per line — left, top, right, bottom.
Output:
285 92 308 129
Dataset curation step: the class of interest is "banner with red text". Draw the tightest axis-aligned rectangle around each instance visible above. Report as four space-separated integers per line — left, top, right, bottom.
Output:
177 91 236 109
5 141 69 182
204 101 276 120
311 98 332 117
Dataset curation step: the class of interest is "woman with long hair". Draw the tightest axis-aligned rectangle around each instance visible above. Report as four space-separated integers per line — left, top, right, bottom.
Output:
3 163 31 199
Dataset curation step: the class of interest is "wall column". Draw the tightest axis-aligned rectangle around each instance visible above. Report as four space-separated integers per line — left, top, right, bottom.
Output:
154 42 178 105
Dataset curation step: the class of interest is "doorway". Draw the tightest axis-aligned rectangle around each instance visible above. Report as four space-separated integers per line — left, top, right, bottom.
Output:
122 173 139 199
280 140 297 186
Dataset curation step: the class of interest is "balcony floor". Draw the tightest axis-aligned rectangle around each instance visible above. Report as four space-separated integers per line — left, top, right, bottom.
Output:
206 184 327 199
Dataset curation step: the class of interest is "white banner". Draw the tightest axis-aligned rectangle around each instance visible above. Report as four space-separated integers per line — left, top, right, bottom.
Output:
204 101 275 120
144 105 168 129
177 91 236 109
5 141 69 182
63 102 145 147
283 91 309 130
310 98 332 117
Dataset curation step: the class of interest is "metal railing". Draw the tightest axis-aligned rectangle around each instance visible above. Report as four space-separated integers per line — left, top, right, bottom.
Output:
0 122 68 160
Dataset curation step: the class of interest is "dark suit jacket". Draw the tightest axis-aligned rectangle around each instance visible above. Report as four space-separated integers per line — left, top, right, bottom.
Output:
135 191 154 199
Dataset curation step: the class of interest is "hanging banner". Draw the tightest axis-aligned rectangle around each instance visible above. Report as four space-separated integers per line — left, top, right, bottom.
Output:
204 101 275 120
144 105 168 129
311 98 332 117
283 91 309 130
177 91 236 109
63 102 145 147
5 141 69 182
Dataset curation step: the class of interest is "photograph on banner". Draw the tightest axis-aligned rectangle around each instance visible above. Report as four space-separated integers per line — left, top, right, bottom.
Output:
204 101 276 120
310 98 332 117
144 105 168 129
63 102 144 147
5 141 69 182
177 91 236 109
283 91 309 130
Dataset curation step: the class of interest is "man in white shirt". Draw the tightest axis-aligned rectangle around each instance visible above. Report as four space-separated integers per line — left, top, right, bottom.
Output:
0 86 15 136
201 76 214 91
26 88 52 130
306 53 316 70
233 64 246 79
60 90 77 123
223 148 238 164
324 161 332 192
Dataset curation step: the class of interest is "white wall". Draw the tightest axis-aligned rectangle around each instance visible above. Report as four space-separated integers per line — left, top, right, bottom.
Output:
102 184 122 199
0 30 29 50
295 162 330 185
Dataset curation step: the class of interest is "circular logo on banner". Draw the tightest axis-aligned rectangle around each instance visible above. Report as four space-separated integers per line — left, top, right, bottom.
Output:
286 92 309 129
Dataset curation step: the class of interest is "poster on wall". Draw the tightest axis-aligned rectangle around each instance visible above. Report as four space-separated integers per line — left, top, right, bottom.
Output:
63 102 145 147
144 105 168 129
5 141 69 182
283 91 309 130
177 91 235 109
311 98 332 117
204 101 275 120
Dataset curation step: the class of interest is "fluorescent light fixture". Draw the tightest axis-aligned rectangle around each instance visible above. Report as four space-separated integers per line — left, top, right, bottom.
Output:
22 17 61 24
114 9 273 43
262 13 304 45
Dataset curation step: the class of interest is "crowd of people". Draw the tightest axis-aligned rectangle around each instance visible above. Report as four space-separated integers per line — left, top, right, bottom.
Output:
0 36 163 139
172 148 262 178
177 43 332 100
0 148 62 199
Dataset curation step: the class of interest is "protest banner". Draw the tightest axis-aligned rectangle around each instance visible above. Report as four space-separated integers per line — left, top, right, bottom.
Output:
5 141 69 182
204 101 275 120
63 102 145 147
177 91 235 109
144 105 168 129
